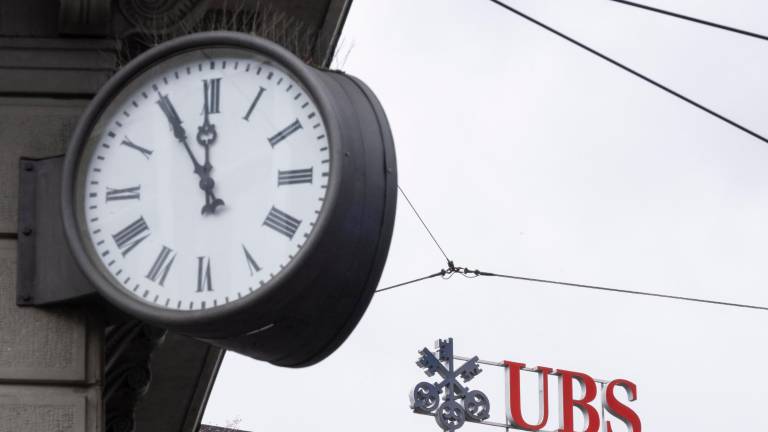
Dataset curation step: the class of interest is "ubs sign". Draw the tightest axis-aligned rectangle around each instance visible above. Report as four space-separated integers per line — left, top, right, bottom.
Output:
410 338 641 432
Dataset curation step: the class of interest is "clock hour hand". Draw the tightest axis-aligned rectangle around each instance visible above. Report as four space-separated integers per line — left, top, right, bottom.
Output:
199 179 225 215
196 81 224 214
156 92 224 215
196 80 218 173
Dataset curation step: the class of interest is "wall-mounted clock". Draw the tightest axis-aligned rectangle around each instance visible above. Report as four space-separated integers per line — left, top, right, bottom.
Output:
62 32 397 367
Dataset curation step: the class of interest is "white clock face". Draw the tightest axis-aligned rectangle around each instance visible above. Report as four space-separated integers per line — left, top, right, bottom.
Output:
75 47 331 311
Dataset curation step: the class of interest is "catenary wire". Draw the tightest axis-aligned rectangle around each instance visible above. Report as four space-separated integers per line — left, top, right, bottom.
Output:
398 185 452 264
608 0 768 42
486 0 768 146
380 5 768 309
375 271 444 293
376 264 768 312
476 270 768 312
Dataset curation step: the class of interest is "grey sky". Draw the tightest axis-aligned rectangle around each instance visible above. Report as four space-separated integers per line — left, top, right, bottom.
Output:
203 0 768 429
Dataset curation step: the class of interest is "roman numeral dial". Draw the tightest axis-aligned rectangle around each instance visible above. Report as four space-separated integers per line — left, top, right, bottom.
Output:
243 86 266 121
197 257 213 292
242 245 261 276
112 217 150 256
263 207 302 239
121 138 153 159
146 246 175 286
203 78 221 113
106 185 141 201
268 119 302 147
80 48 331 312
278 168 313 186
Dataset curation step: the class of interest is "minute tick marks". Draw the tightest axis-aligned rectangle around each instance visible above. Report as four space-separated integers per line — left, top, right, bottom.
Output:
79 48 332 312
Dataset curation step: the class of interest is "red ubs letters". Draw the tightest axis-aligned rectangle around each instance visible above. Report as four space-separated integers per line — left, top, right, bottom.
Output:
504 361 641 432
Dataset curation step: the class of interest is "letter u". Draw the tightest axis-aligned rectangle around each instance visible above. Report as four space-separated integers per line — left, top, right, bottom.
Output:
505 361 553 431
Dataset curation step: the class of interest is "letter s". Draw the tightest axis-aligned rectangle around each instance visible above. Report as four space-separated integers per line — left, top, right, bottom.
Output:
602 379 641 432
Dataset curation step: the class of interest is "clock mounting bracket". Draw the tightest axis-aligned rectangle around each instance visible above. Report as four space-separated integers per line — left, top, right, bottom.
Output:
16 156 100 307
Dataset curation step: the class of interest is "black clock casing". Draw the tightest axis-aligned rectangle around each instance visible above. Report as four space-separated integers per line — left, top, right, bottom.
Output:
62 32 397 367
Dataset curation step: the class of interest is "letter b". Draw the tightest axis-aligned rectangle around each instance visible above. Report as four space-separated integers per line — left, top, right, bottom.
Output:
556 369 600 432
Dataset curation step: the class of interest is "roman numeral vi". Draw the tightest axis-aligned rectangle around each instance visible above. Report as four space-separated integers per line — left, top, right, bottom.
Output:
197 257 213 292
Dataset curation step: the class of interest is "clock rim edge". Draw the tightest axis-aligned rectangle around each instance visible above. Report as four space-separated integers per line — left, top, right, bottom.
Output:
61 31 344 329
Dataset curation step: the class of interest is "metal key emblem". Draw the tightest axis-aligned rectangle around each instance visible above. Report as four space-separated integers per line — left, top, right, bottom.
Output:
410 338 491 431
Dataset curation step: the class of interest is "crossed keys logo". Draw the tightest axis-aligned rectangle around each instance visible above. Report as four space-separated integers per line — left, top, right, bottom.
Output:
410 338 491 431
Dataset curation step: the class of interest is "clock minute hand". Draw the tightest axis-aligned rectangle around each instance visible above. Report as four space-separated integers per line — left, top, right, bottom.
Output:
156 93 224 215
157 93 203 173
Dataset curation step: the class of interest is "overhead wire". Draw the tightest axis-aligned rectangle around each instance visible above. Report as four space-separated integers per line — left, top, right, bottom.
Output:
378 263 768 312
375 186 455 293
383 184 768 311
398 185 452 265
486 0 768 146
608 0 768 42
476 270 768 312
377 3 768 311
375 271 445 293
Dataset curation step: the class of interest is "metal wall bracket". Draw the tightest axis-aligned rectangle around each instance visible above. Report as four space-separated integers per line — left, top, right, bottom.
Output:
17 156 99 306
